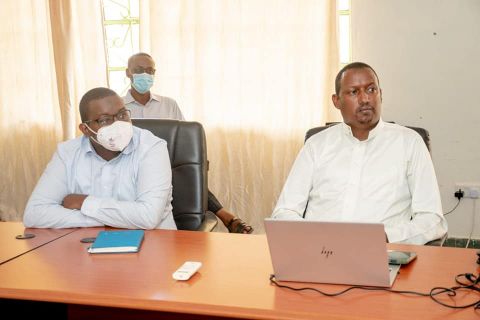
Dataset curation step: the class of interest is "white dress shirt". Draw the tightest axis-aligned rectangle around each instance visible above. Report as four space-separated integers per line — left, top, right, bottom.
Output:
24 127 176 230
272 120 447 244
123 90 185 120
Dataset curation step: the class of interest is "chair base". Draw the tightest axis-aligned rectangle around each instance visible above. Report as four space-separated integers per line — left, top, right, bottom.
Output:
197 211 218 232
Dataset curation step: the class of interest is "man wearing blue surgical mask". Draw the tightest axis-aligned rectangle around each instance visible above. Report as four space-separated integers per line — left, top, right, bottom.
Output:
124 53 184 120
24 87 176 230
123 53 254 234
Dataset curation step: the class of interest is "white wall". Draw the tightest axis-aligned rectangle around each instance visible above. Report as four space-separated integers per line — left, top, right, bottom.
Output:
351 0 480 238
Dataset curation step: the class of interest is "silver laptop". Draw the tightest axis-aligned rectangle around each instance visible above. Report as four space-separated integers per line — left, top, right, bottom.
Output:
264 219 400 287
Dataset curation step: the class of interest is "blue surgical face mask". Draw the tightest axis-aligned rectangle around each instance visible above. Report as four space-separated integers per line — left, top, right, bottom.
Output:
132 73 154 94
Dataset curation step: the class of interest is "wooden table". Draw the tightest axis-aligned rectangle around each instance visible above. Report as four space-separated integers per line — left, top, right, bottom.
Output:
0 227 479 319
0 221 76 265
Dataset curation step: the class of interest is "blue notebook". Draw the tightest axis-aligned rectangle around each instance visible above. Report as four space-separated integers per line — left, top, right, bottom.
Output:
88 230 145 254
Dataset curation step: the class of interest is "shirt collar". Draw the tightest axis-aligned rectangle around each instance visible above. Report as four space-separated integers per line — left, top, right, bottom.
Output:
125 89 160 105
122 133 136 155
123 89 136 104
368 118 384 140
341 118 385 141
81 136 95 155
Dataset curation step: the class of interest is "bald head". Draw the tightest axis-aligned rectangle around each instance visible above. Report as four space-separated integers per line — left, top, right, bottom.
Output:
127 52 154 69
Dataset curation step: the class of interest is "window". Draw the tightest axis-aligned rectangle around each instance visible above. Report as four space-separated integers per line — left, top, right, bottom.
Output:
101 0 140 95
338 0 351 65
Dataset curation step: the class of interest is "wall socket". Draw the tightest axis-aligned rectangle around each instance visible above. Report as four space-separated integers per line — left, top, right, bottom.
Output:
455 183 480 199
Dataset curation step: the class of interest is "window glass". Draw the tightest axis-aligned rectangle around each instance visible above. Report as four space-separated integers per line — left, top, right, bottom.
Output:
102 0 140 95
338 0 351 65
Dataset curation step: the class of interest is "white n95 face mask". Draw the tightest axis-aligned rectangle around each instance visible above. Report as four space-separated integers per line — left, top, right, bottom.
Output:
87 121 133 152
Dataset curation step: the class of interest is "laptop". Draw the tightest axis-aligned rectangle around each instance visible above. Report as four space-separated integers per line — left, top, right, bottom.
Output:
264 219 400 287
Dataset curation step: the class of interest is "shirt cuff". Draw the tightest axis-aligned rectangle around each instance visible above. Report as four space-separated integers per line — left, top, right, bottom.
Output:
384 225 402 243
81 196 101 218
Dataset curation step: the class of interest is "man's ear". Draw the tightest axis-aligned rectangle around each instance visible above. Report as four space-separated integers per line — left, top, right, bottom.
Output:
125 68 132 79
332 94 341 110
79 123 90 136
380 88 383 102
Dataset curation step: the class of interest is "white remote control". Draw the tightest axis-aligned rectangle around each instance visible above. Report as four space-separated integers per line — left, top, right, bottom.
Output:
172 261 202 281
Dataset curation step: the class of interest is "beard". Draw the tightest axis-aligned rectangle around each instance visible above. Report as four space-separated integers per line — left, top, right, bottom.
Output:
356 105 376 124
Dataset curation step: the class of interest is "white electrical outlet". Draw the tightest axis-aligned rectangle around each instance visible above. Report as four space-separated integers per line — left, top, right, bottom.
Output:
455 183 480 199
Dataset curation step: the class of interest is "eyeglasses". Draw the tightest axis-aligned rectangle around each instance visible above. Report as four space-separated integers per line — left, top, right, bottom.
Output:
132 67 156 75
84 109 131 128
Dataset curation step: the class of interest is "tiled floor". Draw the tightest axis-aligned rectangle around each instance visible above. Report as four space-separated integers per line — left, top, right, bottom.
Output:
442 238 480 249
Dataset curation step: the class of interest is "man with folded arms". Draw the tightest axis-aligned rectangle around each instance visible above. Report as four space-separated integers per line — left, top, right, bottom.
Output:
24 87 176 229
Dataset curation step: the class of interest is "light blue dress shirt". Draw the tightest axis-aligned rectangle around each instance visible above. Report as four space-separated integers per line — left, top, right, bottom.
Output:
24 126 176 230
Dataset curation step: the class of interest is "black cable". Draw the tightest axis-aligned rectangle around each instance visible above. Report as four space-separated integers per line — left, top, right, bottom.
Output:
444 198 461 216
269 274 429 297
429 273 480 309
269 272 480 309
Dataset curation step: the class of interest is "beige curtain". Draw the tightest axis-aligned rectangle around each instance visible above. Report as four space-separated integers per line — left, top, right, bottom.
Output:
0 0 107 221
49 0 108 139
140 0 339 232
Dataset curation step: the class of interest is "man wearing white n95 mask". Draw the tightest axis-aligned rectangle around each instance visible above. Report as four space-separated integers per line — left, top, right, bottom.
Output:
272 62 447 245
23 87 176 230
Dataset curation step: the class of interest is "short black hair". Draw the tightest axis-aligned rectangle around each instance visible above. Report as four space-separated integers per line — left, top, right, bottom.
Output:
79 87 118 122
334 62 380 95
127 52 154 69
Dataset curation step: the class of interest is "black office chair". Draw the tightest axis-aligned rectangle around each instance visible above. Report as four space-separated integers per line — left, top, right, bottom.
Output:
305 122 430 151
132 119 218 232
305 122 446 246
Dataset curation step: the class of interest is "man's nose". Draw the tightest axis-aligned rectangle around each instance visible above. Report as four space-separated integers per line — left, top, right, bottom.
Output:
357 90 369 104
